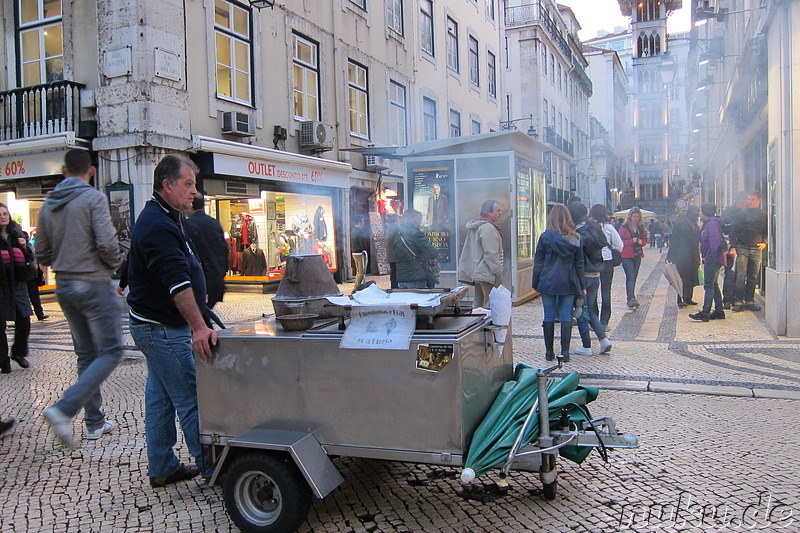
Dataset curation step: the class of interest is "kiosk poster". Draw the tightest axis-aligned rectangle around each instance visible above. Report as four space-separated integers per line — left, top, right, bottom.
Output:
410 162 454 267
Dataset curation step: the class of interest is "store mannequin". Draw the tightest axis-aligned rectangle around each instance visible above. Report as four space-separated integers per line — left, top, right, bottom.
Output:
241 242 267 276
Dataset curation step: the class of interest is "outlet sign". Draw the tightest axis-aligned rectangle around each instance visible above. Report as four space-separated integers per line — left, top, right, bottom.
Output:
212 153 349 188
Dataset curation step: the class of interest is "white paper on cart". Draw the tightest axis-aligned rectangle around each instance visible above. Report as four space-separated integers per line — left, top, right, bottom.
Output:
489 285 512 356
340 305 416 350
326 285 442 308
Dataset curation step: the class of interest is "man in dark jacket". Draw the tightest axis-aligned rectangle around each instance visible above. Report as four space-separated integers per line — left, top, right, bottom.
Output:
666 205 700 307
730 191 767 312
720 191 748 309
393 209 438 289
690 203 727 322
127 155 217 488
568 202 612 356
183 194 228 308
37 149 123 449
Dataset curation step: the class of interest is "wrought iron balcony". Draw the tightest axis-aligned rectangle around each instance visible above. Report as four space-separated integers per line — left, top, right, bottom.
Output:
543 127 574 157
0 80 85 142
505 3 572 61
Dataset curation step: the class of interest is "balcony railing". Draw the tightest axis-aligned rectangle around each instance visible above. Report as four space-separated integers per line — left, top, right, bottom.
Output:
543 127 574 157
505 3 572 61
0 80 85 141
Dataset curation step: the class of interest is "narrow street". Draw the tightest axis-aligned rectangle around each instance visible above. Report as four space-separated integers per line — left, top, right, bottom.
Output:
2 250 798 532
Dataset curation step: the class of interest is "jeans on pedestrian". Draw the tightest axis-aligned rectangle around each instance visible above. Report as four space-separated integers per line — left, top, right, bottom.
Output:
129 320 208 478
599 260 614 326
701 263 723 314
621 257 641 301
53 279 124 431
577 276 606 340
541 293 575 323
733 246 762 303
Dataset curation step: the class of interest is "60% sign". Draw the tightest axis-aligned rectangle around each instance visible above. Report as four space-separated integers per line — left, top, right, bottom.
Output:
1 161 26 177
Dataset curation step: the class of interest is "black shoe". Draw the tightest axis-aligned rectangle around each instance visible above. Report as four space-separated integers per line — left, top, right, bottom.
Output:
677 301 687 308
558 353 570 362
722 302 731 310
744 302 761 311
689 311 710 322
150 464 200 488
545 352 555 361
0 418 16 439
709 310 726 320
685 300 699 306
11 356 29 369
731 302 745 312
37 315 48 321
1 367 10 374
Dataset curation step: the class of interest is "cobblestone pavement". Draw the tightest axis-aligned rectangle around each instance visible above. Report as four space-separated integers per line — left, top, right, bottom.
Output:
2 251 798 532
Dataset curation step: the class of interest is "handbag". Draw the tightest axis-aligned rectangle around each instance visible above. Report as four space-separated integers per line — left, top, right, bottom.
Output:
610 247 622 267
399 235 436 289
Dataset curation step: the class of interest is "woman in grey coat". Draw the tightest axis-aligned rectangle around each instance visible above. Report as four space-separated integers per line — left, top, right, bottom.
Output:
0 203 33 372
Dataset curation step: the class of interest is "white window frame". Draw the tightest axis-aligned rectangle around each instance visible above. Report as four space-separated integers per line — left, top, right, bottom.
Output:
449 109 461 138
468 36 480 87
348 60 369 138
423 96 437 141
292 33 320 121
387 0 403 35
350 0 366 9
471 119 481 135
17 0 63 86
487 50 496 98
389 81 407 146
446 17 459 73
420 0 434 56
214 0 252 105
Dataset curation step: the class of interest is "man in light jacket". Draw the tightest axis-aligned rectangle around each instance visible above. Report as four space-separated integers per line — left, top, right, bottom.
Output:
36 149 123 449
457 199 503 307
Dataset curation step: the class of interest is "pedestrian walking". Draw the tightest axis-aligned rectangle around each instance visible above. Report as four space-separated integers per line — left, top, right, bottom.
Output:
720 191 749 309
127 155 217 488
36 149 124 448
568 202 612 356
690 203 727 322
183 194 228 309
730 191 767 312
457 200 504 307
0 204 33 372
666 206 700 307
618 207 648 309
590 204 622 329
394 209 439 290
648 219 659 249
661 221 673 250
532 204 584 362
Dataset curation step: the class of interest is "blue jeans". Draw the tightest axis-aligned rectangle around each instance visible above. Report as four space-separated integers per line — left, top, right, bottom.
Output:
599 260 614 326
130 320 208 478
53 279 124 431
577 276 606 340
702 263 723 314
733 246 762 304
621 257 642 301
541 293 576 322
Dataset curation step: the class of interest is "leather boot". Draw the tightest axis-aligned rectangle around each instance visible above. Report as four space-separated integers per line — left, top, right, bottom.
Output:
543 321 555 361
560 321 572 362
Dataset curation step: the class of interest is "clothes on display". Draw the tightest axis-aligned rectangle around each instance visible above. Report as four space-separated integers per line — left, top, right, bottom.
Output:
229 213 258 251
241 244 267 276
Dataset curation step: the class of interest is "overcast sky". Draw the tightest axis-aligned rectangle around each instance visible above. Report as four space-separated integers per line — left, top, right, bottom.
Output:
560 0 691 41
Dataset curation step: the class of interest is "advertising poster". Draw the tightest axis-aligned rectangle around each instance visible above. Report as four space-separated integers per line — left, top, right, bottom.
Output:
410 161 455 267
340 306 416 350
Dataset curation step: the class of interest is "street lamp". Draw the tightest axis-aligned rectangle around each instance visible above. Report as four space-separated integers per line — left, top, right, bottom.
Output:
500 114 539 139
659 51 677 85
248 0 275 8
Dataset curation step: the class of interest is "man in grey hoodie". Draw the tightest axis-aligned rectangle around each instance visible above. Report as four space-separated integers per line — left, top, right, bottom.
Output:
35 149 123 449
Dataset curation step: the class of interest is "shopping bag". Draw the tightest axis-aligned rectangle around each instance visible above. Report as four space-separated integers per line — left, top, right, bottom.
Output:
663 262 683 296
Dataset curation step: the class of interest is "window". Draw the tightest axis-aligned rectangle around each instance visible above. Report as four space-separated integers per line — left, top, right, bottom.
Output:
487 51 496 97
18 0 63 86
423 96 437 141
348 60 369 138
486 0 495 20
420 0 434 56
541 44 547 76
214 0 252 104
550 54 555 83
471 119 481 135
446 17 459 72
449 109 461 137
293 33 319 120
350 0 366 9
543 99 548 127
389 81 407 146
387 0 403 35
557 63 562 92
468 36 479 87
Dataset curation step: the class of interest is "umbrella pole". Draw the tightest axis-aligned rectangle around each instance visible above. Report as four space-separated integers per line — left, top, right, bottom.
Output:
499 362 561 482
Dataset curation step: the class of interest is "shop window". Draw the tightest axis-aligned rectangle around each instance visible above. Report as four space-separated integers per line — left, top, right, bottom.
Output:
446 17 459 73
218 192 337 278
468 36 479 87
423 96 437 141
347 60 369 138
389 80 407 146
18 0 63 86
420 0 434 56
293 33 319 121
214 0 252 105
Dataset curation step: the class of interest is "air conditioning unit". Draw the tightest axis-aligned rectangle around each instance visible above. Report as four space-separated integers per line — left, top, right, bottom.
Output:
299 120 334 151
221 111 254 137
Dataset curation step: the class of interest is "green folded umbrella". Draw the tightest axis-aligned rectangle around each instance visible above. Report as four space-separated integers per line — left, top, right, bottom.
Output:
461 365 599 481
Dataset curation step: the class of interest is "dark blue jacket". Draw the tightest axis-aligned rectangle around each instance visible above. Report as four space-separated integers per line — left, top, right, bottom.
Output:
127 192 207 326
532 230 585 296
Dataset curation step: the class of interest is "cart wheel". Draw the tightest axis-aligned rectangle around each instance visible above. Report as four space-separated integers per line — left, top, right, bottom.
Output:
542 480 558 501
223 452 311 533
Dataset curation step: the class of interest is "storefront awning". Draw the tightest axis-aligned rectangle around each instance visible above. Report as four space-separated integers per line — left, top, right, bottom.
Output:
192 135 352 188
0 132 89 179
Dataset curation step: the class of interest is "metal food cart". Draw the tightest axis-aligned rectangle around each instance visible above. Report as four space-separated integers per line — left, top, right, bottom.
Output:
197 290 637 532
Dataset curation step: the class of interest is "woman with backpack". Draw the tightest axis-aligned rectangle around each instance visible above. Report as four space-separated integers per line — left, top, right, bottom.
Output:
590 204 623 329
568 202 613 356
532 204 584 362
618 207 649 309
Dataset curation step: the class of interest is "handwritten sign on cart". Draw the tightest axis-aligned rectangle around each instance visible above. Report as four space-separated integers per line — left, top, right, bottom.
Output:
340 305 415 350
